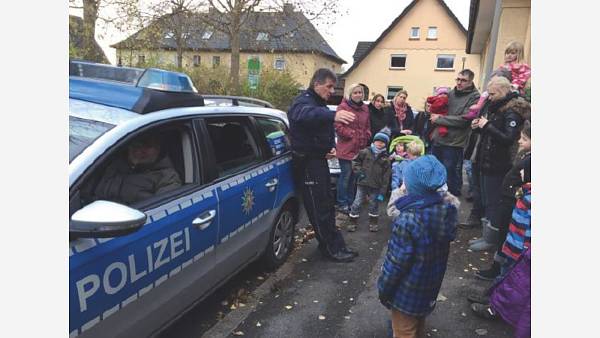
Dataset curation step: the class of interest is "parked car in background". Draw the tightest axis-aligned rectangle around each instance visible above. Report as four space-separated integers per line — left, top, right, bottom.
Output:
69 61 299 338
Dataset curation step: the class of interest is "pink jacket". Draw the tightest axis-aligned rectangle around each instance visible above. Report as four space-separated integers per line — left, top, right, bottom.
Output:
334 98 371 160
503 62 531 92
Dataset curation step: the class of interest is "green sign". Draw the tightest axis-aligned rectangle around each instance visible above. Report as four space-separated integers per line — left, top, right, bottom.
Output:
248 57 261 90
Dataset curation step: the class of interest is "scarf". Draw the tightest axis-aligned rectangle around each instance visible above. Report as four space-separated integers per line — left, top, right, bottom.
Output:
393 100 407 129
348 98 364 109
371 143 385 155
394 192 443 211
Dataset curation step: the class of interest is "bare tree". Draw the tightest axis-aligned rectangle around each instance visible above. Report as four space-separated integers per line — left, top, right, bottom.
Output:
69 0 141 62
198 0 342 94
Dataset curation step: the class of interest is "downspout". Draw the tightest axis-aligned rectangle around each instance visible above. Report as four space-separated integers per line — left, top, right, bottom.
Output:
481 0 503 90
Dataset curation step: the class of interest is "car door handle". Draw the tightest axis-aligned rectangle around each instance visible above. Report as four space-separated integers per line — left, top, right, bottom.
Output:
192 210 216 230
265 178 279 188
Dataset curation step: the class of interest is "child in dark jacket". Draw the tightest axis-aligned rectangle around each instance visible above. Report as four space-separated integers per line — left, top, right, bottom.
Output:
378 155 459 337
348 132 392 232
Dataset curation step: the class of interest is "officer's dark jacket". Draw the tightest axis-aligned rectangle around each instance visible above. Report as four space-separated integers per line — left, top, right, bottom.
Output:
288 88 335 157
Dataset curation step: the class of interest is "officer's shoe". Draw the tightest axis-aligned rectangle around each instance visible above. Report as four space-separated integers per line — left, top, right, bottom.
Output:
329 250 355 263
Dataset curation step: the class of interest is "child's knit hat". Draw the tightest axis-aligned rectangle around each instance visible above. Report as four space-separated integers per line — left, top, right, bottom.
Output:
373 132 390 145
435 87 449 96
403 155 447 196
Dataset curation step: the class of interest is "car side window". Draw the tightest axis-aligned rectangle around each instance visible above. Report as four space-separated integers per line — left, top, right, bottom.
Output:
205 117 261 177
255 117 290 156
78 121 196 208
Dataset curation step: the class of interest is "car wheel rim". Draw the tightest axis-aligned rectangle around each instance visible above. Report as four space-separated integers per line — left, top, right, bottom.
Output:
273 210 293 259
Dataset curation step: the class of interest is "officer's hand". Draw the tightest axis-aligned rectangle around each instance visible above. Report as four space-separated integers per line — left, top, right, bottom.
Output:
325 148 336 159
335 110 356 125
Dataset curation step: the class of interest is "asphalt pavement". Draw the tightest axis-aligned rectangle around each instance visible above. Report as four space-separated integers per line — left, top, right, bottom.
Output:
161 186 517 338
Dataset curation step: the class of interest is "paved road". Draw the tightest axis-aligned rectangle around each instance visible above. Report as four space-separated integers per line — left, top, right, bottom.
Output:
161 192 516 338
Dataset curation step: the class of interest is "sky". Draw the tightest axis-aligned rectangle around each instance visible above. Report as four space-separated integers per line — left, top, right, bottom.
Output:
70 0 471 69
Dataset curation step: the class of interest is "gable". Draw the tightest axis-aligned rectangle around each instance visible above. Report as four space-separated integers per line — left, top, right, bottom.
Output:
344 0 466 77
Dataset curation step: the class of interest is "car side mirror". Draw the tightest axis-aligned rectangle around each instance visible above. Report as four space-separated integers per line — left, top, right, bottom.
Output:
70 200 147 239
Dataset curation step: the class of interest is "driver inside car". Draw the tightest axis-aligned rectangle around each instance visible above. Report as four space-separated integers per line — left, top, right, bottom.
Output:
92 134 182 205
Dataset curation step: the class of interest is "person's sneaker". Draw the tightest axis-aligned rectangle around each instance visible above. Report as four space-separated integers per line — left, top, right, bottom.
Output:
348 212 360 219
469 240 496 252
475 262 501 281
467 291 490 305
369 223 379 232
336 205 350 215
470 303 497 320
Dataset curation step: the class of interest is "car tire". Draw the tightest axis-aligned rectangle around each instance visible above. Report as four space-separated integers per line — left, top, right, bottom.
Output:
261 203 296 270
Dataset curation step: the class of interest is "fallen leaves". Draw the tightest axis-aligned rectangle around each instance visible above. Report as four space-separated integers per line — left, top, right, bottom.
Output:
475 328 488 335
436 294 447 302
285 305 293 310
232 331 244 336
318 315 326 320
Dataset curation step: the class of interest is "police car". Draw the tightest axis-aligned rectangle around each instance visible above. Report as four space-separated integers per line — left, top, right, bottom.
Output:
69 61 299 337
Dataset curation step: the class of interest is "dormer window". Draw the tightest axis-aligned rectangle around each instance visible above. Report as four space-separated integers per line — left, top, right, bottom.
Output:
256 32 269 41
202 31 213 40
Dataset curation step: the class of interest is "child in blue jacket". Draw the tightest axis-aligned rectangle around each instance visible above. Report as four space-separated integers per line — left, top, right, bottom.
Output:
378 155 459 337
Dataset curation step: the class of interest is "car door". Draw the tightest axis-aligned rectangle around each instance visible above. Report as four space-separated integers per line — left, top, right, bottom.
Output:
202 116 279 282
68 120 220 338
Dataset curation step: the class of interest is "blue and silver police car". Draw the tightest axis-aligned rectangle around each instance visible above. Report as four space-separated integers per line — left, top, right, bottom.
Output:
69 61 299 337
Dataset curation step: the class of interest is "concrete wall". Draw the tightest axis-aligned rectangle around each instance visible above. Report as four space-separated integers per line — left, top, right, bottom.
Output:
343 0 481 109
115 49 343 89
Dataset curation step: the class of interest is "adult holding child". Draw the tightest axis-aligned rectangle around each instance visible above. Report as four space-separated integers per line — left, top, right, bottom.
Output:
429 69 480 197
468 76 530 252
334 83 371 214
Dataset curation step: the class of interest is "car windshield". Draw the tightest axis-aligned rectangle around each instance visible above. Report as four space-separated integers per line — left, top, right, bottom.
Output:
69 116 114 162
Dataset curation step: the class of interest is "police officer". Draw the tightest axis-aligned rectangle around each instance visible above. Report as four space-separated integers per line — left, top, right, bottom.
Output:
288 68 357 263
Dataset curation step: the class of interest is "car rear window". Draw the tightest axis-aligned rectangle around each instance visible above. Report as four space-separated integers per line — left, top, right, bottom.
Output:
69 116 114 162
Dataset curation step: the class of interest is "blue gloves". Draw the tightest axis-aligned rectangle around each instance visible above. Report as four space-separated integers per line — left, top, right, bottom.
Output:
376 194 385 202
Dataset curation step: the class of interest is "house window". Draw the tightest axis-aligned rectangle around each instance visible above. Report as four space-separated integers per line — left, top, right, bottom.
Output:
274 58 285 70
427 26 438 39
202 31 213 40
138 55 145 65
436 54 455 70
117 56 123 66
410 27 420 39
390 54 407 69
256 32 269 41
387 86 403 101
193 55 201 67
212 56 221 68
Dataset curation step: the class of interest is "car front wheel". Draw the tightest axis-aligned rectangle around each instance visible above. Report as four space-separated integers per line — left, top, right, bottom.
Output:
262 204 296 270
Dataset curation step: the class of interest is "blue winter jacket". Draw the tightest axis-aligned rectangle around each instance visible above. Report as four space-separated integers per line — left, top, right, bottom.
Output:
378 196 458 316
288 89 336 158
391 159 414 190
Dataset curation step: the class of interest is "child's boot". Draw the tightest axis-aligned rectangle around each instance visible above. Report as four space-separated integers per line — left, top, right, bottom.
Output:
368 215 379 232
347 213 359 232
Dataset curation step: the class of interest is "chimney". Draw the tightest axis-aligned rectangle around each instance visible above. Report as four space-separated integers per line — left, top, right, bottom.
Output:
283 3 294 14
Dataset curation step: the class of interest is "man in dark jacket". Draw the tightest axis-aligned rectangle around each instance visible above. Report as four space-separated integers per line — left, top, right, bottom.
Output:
94 136 182 205
288 68 357 263
430 69 480 197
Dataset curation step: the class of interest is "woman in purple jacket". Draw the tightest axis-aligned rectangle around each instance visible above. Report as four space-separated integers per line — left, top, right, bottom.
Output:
334 84 371 213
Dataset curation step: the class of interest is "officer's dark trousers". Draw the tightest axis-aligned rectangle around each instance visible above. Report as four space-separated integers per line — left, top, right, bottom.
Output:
294 156 347 255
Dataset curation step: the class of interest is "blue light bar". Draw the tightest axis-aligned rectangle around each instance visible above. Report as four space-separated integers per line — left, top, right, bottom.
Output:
70 77 144 111
69 60 197 93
